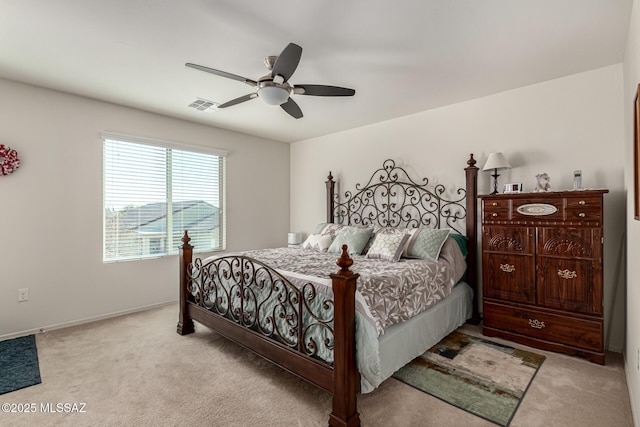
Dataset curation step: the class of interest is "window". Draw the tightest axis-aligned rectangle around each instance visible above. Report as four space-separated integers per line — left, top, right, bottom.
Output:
102 133 226 262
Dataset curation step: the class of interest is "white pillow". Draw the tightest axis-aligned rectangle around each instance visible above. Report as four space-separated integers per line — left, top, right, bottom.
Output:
301 233 333 252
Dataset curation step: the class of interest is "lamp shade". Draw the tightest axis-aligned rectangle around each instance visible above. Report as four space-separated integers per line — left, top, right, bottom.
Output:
483 152 512 171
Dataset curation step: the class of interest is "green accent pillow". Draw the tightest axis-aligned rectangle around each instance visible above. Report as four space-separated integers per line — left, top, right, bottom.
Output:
449 233 469 258
404 228 452 260
327 226 373 256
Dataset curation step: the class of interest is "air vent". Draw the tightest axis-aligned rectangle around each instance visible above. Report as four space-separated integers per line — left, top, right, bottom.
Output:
187 98 219 112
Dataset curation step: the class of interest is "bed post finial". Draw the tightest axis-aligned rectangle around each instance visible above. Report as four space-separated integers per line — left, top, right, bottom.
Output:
467 153 477 168
326 171 336 223
181 230 193 249
336 245 354 274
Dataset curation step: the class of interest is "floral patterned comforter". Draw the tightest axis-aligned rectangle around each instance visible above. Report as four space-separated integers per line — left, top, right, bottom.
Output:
237 237 466 337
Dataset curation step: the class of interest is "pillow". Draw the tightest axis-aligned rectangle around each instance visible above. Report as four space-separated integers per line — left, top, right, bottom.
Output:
362 225 385 254
366 232 410 262
404 228 452 260
438 237 467 284
327 226 373 256
312 222 330 234
363 226 411 254
301 233 333 252
399 227 424 257
448 233 469 259
316 223 344 239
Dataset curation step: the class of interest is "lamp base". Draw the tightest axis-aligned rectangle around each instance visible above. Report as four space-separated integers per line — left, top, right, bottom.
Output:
490 169 500 195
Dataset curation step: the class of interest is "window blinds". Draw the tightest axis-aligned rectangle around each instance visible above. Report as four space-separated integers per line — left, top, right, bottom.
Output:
102 135 225 262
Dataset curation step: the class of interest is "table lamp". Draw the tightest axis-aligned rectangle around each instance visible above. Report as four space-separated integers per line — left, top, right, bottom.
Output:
483 152 511 195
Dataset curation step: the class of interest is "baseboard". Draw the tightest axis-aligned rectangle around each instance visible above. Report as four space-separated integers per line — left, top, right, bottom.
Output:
608 344 624 353
0 300 177 341
624 351 640 427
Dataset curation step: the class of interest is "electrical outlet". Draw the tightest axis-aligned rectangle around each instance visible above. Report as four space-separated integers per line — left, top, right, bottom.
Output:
17 288 29 302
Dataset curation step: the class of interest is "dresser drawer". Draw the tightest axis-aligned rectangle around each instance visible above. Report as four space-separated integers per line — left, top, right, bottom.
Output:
511 199 564 221
564 196 602 222
565 196 601 210
482 199 510 221
483 199 510 210
483 301 603 352
483 210 510 221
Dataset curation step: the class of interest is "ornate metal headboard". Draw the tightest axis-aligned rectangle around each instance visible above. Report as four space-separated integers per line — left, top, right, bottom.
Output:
324 155 480 323
325 159 467 234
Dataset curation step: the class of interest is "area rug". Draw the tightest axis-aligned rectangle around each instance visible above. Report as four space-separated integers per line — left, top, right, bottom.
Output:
0 335 42 395
393 331 545 426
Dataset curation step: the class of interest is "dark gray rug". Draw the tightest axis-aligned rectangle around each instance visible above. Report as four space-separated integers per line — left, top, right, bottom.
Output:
393 331 545 426
0 335 42 395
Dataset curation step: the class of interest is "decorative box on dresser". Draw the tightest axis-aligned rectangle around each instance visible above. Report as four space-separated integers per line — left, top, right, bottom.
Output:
478 189 608 364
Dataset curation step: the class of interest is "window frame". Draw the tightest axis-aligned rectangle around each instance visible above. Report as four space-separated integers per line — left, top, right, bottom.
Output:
101 132 227 262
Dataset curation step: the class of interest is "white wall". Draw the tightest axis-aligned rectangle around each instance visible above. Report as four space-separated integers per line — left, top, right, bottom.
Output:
0 79 290 337
623 1 640 424
291 65 626 353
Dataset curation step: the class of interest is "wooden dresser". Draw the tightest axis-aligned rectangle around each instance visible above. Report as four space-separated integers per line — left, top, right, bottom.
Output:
479 189 608 364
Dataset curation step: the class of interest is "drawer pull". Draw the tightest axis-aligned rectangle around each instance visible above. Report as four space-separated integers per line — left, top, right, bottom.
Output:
578 212 586 218
557 269 577 279
528 319 545 329
578 200 586 205
500 264 515 273
491 212 498 217
492 202 498 206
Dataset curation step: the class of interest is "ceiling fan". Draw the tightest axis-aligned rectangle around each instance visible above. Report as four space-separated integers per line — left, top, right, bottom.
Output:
186 43 355 119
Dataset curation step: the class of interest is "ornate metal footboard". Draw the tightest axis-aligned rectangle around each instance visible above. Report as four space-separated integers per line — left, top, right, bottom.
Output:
177 233 360 427
187 253 336 362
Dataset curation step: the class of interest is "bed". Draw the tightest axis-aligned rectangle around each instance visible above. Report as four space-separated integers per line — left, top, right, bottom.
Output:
177 155 479 427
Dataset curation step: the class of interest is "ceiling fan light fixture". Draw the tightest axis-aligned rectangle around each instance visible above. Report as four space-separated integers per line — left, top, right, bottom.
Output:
258 85 289 105
186 42 354 118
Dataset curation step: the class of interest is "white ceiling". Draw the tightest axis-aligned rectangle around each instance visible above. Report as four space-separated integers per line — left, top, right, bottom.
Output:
0 1 632 143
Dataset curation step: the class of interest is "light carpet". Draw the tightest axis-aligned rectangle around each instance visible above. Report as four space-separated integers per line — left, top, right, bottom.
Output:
0 304 633 426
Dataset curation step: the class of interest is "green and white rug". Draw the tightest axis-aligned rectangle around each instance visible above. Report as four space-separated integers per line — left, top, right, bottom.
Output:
393 331 545 426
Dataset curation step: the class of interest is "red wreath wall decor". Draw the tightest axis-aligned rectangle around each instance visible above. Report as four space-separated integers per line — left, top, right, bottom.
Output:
0 144 20 176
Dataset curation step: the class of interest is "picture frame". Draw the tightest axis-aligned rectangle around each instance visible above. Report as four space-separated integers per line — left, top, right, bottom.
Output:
635 84 640 220
503 182 523 194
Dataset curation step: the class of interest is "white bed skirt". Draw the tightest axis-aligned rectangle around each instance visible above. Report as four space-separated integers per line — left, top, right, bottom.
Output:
367 282 473 393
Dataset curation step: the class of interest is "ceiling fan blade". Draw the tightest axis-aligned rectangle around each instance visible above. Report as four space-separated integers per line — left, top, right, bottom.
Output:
185 63 257 87
218 93 258 108
280 97 303 119
271 43 302 83
294 84 355 96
